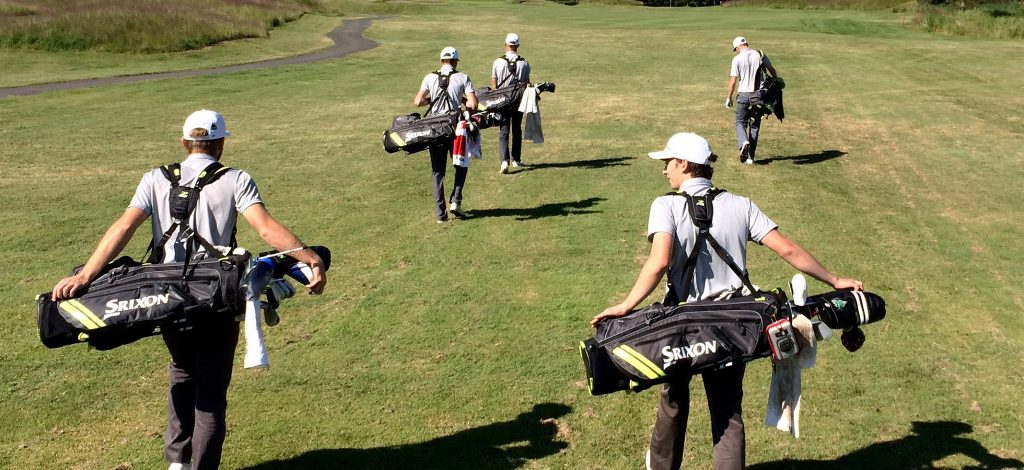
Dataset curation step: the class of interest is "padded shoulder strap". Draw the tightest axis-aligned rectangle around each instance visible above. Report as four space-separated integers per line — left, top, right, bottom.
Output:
159 163 181 184
663 188 756 303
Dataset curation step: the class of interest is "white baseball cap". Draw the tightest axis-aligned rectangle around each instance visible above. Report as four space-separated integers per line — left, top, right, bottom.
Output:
182 109 230 141
440 46 459 60
732 36 748 51
505 33 520 46
648 133 714 166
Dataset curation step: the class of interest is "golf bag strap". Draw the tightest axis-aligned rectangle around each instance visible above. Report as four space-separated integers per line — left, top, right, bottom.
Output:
497 55 525 88
144 162 232 265
427 70 453 116
665 189 756 303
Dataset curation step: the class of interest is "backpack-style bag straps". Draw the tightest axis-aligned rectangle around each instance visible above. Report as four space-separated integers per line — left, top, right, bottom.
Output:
664 188 757 304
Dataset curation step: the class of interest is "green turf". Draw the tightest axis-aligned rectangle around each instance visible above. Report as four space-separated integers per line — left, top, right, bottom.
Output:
1 1 1022 469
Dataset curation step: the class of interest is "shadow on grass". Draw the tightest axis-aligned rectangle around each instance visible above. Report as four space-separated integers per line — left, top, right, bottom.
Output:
749 421 1023 470
756 150 847 165
468 197 605 221
240 402 572 470
515 156 632 173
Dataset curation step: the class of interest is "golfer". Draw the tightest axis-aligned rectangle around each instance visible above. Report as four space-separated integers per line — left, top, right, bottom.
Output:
725 36 777 164
413 46 478 222
492 32 531 174
51 109 327 470
591 132 862 470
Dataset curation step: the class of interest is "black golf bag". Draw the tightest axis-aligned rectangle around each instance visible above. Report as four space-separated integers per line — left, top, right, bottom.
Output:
474 83 527 114
37 252 247 350
581 291 785 395
382 111 459 154
579 288 886 396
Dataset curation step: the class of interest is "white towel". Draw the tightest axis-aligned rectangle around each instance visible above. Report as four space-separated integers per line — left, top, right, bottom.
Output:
518 86 544 144
765 314 816 438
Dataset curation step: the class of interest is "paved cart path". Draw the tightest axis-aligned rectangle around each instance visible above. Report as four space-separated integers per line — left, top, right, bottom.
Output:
0 17 378 98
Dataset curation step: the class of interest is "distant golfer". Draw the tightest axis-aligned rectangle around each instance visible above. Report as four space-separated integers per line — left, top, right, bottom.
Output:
591 132 862 470
413 46 478 222
492 32 531 174
725 36 777 164
51 109 326 470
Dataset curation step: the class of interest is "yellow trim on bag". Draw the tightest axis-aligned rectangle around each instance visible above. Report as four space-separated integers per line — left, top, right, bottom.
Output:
619 345 666 377
59 301 100 329
68 300 106 327
612 346 663 380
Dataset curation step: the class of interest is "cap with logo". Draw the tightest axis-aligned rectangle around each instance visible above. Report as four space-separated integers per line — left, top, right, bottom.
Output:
648 132 714 166
732 36 748 51
505 33 520 46
182 109 230 141
440 46 459 60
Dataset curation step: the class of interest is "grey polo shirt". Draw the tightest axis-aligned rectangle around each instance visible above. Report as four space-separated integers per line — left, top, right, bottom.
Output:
647 178 777 302
129 153 262 263
419 64 474 117
491 52 531 88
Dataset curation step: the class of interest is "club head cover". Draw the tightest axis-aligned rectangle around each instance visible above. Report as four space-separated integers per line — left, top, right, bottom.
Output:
262 303 280 327
841 327 866 352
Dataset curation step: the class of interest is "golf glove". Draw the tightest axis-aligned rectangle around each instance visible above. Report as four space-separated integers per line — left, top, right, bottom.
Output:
725 97 734 108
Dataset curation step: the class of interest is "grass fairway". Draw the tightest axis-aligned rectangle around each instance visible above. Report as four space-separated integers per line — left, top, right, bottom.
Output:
2 1 1023 468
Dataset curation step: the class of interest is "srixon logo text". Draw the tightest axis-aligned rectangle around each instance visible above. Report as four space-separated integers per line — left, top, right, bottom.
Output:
105 293 171 315
662 341 718 368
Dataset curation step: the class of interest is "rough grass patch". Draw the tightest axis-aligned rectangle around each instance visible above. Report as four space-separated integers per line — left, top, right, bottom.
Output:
0 0 319 53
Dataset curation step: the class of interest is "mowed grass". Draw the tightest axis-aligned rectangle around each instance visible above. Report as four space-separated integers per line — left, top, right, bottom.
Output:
1 1 1023 469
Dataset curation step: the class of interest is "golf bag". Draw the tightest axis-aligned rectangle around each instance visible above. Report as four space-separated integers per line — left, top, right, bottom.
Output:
382 111 459 154
581 291 784 395
37 252 248 350
474 83 527 114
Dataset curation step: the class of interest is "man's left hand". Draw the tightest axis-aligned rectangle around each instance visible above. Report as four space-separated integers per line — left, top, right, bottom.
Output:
725 97 733 108
51 273 91 301
590 304 630 327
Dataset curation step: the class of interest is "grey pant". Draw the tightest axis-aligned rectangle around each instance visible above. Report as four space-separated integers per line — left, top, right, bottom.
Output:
498 111 523 163
648 363 746 470
163 318 239 470
429 142 466 220
735 92 761 159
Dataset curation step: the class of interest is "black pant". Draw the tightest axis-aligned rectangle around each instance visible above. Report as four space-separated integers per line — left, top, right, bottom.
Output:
163 317 239 470
498 111 524 163
429 142 466 220
648 364 746 470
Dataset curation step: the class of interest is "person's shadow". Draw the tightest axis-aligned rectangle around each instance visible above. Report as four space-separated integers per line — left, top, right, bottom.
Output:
238 403 572 470
749 421 1023 469
468 197 604 221
514 156 631 173
756 150 847 165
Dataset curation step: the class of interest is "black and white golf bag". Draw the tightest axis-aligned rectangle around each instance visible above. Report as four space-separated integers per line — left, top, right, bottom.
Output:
382 111 459 154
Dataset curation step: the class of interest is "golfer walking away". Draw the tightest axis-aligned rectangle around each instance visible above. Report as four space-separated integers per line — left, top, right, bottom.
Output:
413 46 478 222
590 133 862 470
492 32 531 174
725 36 777 164
50 109 327 470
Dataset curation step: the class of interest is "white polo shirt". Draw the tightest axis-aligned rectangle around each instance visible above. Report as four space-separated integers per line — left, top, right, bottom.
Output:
730 48 772 93
647 178 777 302
129 153 262 263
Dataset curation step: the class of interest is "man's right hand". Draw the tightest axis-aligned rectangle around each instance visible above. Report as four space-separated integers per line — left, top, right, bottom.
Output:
590 304 630 327
832 278 864 291
304 265 327 295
